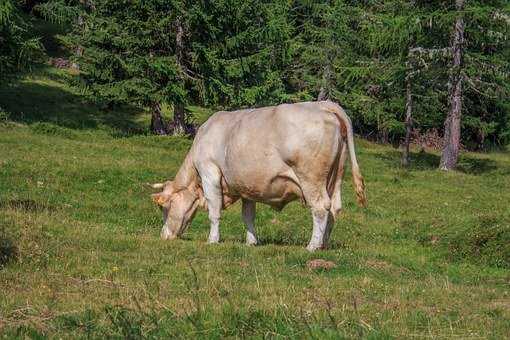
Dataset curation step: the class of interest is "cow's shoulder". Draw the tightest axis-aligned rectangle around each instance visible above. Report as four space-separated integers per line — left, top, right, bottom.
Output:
197 110 235 133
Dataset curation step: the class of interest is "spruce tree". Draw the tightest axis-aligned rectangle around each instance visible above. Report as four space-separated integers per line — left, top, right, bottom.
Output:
186 0 294 107
67 0 188 134
0 0 43 78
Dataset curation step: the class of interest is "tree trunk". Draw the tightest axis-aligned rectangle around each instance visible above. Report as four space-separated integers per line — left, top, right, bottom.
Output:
73 1 94 70
167 16 192 135
72 15 84 70
317 60 332 101
150 102 168 135
317 86 328 101
171 103 187 134
440 0 465 170
175 17 184 68
22 0 38 12
401 67 413 167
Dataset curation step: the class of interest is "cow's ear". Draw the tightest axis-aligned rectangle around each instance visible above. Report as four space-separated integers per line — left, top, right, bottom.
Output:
194 185 207 210
151 193 170 206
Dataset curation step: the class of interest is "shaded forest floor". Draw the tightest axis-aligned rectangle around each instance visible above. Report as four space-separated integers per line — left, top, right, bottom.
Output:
0 67 509 338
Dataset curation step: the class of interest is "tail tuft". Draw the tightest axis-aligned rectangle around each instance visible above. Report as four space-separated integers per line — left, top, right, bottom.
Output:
353 172 367 208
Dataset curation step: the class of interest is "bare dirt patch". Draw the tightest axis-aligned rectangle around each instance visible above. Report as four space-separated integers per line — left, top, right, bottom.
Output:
306 259 336 270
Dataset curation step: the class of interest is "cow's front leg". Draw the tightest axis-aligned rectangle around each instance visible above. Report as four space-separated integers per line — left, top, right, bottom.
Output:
206 194 222 243
208 209 220 243
242 199 257 245
201 169 223 244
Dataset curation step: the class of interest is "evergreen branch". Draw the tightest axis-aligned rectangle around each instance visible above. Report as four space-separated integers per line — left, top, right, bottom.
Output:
409 47 451 57
34 1 81 25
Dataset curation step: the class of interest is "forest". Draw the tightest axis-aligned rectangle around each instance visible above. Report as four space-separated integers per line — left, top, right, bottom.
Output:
1 0 509 338
2 0 509 167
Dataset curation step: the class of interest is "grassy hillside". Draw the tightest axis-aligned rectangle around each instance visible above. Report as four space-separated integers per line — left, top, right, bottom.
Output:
0 67 509 338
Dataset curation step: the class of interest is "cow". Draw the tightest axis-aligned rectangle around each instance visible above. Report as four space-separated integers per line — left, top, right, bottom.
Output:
150 101 366 251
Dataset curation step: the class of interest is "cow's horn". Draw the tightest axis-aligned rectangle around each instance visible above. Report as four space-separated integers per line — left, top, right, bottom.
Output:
147 182 166 189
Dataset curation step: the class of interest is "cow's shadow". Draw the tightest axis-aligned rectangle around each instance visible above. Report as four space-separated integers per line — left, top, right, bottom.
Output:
257 235 345 249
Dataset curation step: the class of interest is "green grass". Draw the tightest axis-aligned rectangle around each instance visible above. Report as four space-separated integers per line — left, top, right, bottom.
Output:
0 67 509 339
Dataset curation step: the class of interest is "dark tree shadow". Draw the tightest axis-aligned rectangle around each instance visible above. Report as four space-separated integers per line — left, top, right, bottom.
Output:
374 150 440 171
32 18 70 59
0 237 17 268
456 157 498 175
0 227 18 268
374 149 499 175
0 70 147 137
0 199 56 213
0 18 147 136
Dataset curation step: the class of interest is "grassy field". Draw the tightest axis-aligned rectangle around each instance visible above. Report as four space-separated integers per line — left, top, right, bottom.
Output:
1 67 509 339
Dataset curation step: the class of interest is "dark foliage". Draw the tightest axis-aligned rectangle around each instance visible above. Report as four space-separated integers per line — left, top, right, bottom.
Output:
4 0 510 146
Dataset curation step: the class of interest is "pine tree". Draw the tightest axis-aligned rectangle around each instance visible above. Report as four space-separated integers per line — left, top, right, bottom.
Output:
0 0 43 78
186 0 294 107
460 0 510 149
67 0 188 134
289 1 360 102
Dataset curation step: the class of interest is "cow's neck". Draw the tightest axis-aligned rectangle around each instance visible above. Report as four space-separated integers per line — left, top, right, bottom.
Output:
174 151 199 189
173 151 206 209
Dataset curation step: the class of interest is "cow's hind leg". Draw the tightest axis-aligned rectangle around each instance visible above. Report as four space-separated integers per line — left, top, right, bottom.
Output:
242 199 257 245
201 167 223 244
300 182 331 252
323 142 348 247
330 142 347 220
322 215 334 249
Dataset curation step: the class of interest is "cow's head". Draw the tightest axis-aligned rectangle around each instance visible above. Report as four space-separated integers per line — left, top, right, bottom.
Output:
150 181 204 240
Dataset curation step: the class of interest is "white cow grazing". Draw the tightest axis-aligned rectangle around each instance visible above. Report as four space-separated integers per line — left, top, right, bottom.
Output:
150 101 366 251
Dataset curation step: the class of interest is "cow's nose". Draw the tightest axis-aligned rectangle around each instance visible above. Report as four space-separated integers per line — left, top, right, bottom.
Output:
160 226 176 240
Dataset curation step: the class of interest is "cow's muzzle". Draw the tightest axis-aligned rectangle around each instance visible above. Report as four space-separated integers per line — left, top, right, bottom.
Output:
160 226 178 240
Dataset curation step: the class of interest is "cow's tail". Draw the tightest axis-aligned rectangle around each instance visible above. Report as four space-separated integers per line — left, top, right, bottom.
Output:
321 101 367 208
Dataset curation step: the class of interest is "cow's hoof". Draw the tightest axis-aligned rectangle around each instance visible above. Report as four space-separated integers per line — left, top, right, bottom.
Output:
306 243 321 252
161 227 176 240
246 234 257 246
208 235 220 244
246 239 257 246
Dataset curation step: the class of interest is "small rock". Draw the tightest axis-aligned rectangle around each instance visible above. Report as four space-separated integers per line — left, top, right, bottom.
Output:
306 259 336 271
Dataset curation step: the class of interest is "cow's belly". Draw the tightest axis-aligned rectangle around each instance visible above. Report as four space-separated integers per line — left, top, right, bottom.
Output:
222 158 302 208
